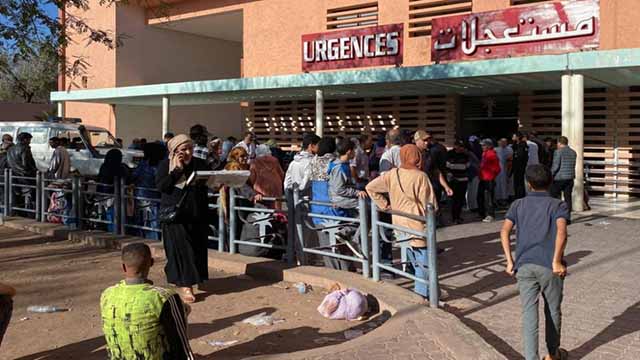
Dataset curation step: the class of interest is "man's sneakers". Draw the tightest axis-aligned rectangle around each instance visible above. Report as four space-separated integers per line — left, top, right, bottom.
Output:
482 216 495 223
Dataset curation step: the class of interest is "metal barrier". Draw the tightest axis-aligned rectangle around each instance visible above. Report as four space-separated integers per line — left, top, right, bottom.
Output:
6 170 40 220
208 192 226 252
292 188 370 278
371 203 439 308
78 178 119 233
0 169 7 216
228 187 292 264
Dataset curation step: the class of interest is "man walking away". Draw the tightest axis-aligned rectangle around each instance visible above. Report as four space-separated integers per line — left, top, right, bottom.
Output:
47 137 71 180
524 132 540 166
7 132 37 210
101 243 194 360
500 164 569 360
550 136 577 212
284 133 320 194
511 133 529 199
478 139 501 223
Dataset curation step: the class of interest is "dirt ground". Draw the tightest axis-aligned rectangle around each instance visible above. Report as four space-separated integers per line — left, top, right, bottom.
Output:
0 227 386 360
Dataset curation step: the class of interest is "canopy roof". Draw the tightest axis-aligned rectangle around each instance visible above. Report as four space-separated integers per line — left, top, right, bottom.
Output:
51 48 640 106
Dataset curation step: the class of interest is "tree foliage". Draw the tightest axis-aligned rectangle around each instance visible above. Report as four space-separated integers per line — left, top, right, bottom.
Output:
0 0 126 103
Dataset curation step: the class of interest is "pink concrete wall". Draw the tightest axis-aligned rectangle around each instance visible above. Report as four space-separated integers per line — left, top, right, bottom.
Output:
116 3 242 86
146 0 640 78
64 0 117 133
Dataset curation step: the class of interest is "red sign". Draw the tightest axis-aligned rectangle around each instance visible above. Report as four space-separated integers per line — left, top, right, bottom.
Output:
431 0 599 62
302 24 403 71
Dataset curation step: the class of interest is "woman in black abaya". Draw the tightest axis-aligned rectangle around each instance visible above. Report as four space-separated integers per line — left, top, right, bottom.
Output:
156 134 209 303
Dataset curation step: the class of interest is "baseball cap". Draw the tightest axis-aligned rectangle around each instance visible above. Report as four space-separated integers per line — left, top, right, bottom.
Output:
413 130 430 142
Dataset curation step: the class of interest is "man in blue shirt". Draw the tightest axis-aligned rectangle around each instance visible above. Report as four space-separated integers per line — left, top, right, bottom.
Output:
500 164 570 360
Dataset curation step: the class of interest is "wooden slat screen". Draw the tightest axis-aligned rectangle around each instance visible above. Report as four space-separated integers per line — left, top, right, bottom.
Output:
519 87 640 197
244 95 457 148
327 2 378 30
408 0 472 38
510 0 553 6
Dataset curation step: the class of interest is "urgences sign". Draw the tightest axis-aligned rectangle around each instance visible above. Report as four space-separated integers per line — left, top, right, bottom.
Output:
302 24 403 71
431 0 599 62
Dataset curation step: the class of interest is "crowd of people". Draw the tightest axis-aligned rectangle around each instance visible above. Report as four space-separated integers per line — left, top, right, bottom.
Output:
0 123 578 360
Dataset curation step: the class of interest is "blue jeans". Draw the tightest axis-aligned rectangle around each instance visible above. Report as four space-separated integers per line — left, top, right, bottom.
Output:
516 263 564 360
407 247 429 297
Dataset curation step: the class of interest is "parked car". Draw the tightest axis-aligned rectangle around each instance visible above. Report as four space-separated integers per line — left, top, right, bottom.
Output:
0 119 143 177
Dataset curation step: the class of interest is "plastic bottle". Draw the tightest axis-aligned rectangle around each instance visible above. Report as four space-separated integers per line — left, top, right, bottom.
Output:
27 305 69 313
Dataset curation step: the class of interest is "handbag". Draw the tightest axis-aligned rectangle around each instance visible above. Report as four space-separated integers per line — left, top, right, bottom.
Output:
158 185 191 224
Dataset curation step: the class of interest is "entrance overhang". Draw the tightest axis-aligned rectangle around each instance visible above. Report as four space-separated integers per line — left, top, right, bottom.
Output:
51 48 640 106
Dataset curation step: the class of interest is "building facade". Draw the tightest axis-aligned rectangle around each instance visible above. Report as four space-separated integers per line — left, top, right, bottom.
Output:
58 0 640 197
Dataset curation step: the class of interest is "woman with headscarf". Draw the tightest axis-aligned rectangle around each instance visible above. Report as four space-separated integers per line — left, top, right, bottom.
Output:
156 134 210 303
98 149 130 232
249 144 284 208
366 144 438 298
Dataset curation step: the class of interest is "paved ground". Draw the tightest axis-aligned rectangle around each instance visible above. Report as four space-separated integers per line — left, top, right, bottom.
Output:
433 201 640 360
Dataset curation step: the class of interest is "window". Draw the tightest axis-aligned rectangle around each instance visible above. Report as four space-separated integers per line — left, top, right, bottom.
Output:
327 2 378 30
55 130 85 150
17 127 49 145
408 0 472 38
87 130 118 149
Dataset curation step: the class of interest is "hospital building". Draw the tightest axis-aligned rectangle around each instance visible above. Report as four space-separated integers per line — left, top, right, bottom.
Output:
52 0 640 199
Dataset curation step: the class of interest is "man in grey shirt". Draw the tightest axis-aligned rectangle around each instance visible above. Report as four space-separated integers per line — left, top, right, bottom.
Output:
550 136 577 212
379 129 402 173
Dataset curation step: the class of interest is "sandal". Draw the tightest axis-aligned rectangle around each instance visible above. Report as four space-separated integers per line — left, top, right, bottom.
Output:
180 287 196 304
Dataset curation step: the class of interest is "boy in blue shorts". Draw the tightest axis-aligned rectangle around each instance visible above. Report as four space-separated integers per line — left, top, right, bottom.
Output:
500 164 570 360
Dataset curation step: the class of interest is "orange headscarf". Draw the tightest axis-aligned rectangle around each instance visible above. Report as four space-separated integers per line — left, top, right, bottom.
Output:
399 144 423 171
225 147 250 171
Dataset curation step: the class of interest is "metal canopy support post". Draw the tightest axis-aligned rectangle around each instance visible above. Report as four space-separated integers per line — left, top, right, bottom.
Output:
315 89 324 137
561 73 585 212
57 101 65 117
571 74 585 212
162 96 170 138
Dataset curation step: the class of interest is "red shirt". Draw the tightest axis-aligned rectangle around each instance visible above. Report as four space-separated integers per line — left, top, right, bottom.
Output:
480 149 501 181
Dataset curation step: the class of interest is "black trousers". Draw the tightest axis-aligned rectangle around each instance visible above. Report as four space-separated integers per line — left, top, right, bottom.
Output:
478 180 496 218
551 179 574 212
514 170 526 199
450 180 468 221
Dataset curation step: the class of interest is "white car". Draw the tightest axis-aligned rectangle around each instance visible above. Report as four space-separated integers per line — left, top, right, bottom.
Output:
0 120 143 177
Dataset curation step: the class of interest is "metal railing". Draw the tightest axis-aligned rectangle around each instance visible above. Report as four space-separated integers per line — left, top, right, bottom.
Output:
228 187 292 264
371 203 439 308
6 170 40 219
293 188 370 279
208 192 226 252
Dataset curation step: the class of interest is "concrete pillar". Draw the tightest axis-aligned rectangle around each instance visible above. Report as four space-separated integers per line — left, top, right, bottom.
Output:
57 101 65 118
561 74 572 138
571 74 584 212
162 96 170 138
315 89 324 137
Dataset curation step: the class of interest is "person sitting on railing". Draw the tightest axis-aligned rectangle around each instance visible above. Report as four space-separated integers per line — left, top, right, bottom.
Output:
47 137 71 180
7 132 37 211
132 143 166 240
98 149 131 232
366 144 438 299
249 144 284 208
284 133 320 194
328 138 368 258
309 136 351 270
